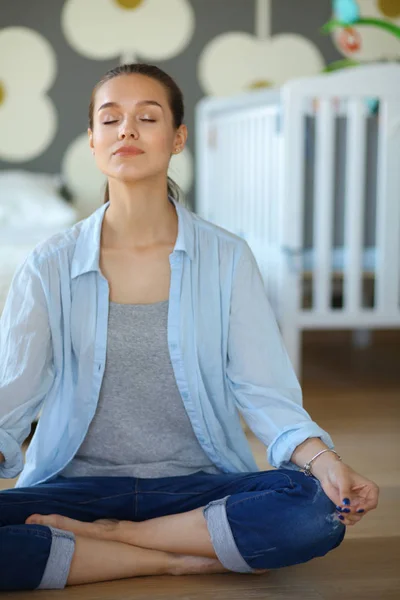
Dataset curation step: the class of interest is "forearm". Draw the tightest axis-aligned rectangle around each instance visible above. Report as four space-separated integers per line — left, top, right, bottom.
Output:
290 437 341 479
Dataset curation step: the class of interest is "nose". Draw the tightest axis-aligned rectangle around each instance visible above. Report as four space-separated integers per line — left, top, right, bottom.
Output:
118 120 139 141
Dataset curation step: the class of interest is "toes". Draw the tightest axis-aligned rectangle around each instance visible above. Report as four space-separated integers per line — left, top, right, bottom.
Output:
25 515 120 539
253 569 269 575
26 514 59 527
25 514 41 525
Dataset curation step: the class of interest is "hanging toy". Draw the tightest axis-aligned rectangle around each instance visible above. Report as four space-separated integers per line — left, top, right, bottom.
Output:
333 0 360 24
320 0 400 114
322 0 400 70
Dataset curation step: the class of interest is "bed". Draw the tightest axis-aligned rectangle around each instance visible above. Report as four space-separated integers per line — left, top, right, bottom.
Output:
0 170 78 314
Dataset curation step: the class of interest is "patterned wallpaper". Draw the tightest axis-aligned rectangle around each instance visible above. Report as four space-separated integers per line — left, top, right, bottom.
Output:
0 0 399 214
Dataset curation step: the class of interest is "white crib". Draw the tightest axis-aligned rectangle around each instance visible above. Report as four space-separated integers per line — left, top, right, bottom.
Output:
195 63 400 377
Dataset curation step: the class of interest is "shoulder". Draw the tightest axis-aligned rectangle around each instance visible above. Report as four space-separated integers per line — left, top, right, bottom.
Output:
185 204 249 261
23 219 85 275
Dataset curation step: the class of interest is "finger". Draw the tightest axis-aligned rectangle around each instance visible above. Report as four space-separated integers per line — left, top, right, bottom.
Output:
335 505 363 521
336 505 365 517
336 513 363 526
362 485 380 512
344 513 363 524
345 491 378 515
336 497 368 514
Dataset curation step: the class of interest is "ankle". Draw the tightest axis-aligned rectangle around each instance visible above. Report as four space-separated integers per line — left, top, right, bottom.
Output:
167 554 225 576
116 520 135 544
166 553 185 575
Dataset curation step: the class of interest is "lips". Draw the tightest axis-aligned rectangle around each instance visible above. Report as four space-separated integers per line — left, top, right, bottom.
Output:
114 146 144 156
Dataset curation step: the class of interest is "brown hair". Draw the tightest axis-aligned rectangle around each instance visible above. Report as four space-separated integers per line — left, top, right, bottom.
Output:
88 63 184 204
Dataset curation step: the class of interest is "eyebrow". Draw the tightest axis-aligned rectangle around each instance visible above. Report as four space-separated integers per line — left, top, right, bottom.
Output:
97 100 163 112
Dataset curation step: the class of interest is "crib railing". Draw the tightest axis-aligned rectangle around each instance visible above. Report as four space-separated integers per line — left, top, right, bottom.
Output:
196 64 400 373
375 99 400 318
281 65 400 327
196 90 284 316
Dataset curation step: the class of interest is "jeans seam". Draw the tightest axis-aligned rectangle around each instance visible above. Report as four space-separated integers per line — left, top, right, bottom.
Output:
138 490 205 496
226 472 296 510
0 491 136 507
228 489 275 510
277 473 296 489
3 526 50 540
242 551 272 558
227 472 296 510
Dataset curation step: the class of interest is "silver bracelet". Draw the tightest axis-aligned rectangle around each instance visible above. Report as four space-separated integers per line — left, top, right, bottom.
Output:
303 449 341 477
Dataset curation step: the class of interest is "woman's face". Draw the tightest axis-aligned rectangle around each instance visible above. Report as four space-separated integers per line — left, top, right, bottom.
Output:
89 74 187 184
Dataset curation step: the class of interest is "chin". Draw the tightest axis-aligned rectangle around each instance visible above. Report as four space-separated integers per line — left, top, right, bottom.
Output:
113 164 168 185
112 166 151 182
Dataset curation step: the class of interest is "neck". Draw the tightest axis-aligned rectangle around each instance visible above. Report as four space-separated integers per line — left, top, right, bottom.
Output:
102 178 178 250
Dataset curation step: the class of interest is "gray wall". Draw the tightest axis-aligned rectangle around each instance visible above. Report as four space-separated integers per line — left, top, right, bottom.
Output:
0 0 343 211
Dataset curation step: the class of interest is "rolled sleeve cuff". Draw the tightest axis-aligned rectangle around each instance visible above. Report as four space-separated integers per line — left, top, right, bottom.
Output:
267 422 334 469
0 429 24 479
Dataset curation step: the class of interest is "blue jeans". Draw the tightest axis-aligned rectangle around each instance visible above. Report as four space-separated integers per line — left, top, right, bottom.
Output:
0 468 345 590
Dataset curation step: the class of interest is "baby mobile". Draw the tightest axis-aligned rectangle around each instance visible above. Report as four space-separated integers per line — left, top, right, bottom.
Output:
322 0 400 71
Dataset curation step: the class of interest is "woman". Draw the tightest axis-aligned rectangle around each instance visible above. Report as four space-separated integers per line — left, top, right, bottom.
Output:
0 64 379 591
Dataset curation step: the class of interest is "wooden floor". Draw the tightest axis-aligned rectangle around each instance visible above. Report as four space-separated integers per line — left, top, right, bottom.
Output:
2 330 399 599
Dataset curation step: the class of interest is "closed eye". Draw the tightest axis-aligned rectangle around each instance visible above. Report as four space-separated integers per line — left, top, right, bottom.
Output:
103 118 155 124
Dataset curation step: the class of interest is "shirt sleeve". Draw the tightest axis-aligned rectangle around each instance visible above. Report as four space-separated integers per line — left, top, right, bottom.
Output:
0 254 54 479
226 241 334 469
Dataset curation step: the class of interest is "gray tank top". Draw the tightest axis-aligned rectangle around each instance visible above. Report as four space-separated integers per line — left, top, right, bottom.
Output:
61 300 220 478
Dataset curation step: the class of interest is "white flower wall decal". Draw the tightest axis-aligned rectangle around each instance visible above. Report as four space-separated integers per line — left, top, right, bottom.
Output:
198 0 325 96
0 27 57 162
62 0 195 63
62 133 105 219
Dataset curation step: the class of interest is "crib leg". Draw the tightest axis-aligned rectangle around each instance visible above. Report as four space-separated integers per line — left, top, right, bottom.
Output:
351 329 372 349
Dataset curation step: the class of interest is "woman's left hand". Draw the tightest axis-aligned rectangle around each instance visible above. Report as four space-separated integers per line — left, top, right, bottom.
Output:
317 461 379 526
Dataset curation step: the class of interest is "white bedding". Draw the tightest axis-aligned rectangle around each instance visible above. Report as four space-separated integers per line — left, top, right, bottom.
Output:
0 227 72 313
0 169 79 314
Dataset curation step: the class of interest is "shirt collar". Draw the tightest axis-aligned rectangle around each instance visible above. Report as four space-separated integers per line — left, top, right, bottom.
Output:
71 197 194 280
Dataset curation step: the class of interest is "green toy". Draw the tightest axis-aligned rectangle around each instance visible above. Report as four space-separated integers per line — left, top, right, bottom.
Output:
322 0 400 72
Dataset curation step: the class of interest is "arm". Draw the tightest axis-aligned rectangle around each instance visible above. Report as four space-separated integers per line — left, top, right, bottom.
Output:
226 241 333 469
290 437 341 477
0 255 54 478
227 242 379 522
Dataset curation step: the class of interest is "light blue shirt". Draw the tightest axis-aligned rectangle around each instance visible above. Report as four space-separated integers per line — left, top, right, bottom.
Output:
0 199 333 487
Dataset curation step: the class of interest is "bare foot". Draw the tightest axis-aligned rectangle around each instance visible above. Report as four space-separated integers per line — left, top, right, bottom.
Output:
169 555 229 575
169 555 268 576
26 514 268 577
26 514 123 542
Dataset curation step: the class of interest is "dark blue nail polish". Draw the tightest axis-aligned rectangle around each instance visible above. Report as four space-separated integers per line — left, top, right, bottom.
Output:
343 508 351 513
338 515 345 520
343 498 351 505
336 506 343 512
357 509 365 513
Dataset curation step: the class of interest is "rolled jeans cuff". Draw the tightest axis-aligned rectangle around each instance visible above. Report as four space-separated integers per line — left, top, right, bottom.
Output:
37 526 76 589
203 495 255 573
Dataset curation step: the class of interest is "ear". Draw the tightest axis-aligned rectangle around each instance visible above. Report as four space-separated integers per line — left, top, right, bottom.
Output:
88 128 94 154
173 124 188 154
